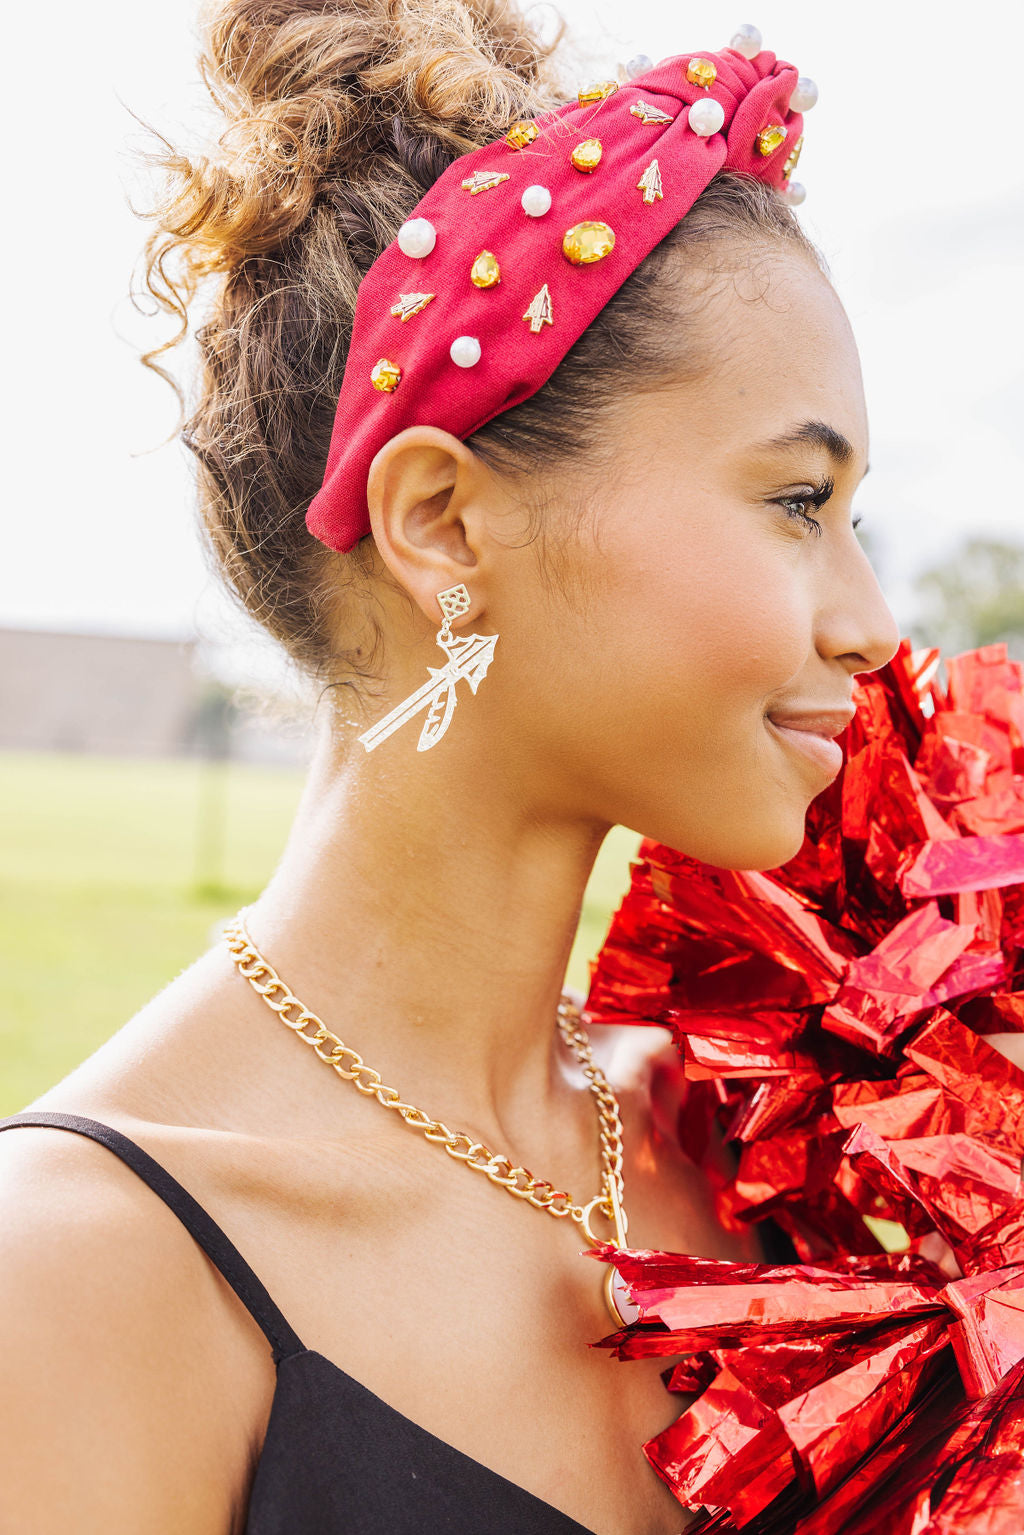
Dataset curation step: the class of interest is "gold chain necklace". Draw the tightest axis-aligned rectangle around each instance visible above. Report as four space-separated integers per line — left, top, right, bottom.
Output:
221 911 636 1326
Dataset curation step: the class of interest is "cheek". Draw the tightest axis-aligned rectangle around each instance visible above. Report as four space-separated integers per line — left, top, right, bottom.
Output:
547 507 820 867
608 511 810 711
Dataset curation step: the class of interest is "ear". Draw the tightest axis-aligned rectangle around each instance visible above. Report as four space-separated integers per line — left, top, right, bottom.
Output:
366 425 492 633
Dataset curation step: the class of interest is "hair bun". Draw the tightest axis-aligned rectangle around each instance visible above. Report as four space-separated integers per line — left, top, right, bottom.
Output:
168 0 566 271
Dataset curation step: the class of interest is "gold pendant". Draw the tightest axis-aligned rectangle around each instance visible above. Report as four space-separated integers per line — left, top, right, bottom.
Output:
604 1264 641 1328
581 1181 638 1327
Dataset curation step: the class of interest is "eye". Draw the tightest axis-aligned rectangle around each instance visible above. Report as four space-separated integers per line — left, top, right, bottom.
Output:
772 476 835 539
776 494 824 538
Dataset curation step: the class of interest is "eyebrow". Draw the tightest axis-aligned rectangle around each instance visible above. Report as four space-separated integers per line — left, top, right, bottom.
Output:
756 420 868 474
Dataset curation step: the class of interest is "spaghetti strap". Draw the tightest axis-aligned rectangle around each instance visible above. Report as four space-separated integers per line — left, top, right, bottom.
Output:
0 1110 306 1364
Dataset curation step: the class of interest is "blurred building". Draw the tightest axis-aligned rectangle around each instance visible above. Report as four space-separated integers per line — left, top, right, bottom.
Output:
0 626 311 766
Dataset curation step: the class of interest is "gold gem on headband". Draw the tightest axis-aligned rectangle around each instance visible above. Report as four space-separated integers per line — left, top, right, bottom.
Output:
505 119 540 149
756 123 788 156
685 58 717 89
470 250 501 289
578 81 619 104
570 138 603 173
370 358 402 392
562 221 616 265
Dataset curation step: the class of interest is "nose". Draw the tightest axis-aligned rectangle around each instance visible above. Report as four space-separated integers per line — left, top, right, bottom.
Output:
815 532 902 677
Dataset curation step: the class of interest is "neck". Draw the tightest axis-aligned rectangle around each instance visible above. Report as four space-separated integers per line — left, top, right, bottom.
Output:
244 717 610 1148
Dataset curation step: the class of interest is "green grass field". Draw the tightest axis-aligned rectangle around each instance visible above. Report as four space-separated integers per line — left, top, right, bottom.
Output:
0 751 642 1116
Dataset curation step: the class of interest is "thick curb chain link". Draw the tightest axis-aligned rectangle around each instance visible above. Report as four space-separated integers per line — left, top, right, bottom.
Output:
222 913 626 1243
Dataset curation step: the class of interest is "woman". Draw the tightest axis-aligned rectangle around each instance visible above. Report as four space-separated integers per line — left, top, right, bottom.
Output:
0 2 899 1531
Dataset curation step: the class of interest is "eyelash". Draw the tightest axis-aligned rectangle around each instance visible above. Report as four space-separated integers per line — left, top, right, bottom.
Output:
773 479 863 539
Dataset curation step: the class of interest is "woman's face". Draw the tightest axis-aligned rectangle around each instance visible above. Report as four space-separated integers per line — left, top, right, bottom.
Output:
498 246 901 870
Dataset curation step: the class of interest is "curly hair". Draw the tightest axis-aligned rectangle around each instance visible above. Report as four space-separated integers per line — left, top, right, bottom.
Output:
138 0 822 695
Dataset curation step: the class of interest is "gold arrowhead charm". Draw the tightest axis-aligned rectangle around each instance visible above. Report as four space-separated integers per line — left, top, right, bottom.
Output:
389 292 435 322
636 158 663 205
783 134 804 181
629 99 674 125
460 170 511 194
522 283 554 334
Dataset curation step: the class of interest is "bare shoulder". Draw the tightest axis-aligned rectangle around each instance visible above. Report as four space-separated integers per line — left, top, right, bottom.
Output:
0 1120 259 1534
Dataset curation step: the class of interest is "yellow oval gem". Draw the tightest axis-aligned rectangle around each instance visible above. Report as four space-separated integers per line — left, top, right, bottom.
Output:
470 249 501 289
506 119 539 150
570 138 603 173
562 220 616 266
685 58 717 89
783 133 804 181
756 123 787 157
370 358 401 392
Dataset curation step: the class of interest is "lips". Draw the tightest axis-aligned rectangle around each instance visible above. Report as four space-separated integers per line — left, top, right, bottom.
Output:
765 707 857 738
765 706 856 780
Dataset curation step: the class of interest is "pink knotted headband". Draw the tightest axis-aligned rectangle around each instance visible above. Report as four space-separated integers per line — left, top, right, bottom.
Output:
306 42 813 553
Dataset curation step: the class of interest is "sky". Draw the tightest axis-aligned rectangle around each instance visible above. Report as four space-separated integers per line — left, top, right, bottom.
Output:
3 0 1022 687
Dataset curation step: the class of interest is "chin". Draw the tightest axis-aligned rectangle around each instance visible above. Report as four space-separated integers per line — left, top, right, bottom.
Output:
637 807 809 873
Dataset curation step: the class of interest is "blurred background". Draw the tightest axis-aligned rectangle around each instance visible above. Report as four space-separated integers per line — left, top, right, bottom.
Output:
2 0 1022 1113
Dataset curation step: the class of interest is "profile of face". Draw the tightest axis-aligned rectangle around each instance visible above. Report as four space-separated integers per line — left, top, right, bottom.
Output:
365 244 901 873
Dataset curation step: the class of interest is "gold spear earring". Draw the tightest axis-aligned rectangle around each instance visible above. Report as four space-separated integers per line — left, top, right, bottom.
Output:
357 583 500 754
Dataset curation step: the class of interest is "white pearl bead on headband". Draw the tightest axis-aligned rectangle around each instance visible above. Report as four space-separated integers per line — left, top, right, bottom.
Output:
450 335 482 368
521 184 553 217
790 77 819 112
397 218 437 258
729 24 763 59
688 98 726 137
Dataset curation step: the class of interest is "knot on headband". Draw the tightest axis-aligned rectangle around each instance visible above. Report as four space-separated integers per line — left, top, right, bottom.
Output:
307 39 815 553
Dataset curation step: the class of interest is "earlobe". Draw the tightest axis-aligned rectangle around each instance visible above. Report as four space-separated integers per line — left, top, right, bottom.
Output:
366 425 484 628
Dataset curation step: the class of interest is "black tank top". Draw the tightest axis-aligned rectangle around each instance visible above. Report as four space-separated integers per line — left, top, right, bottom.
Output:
0 1110 600 1534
